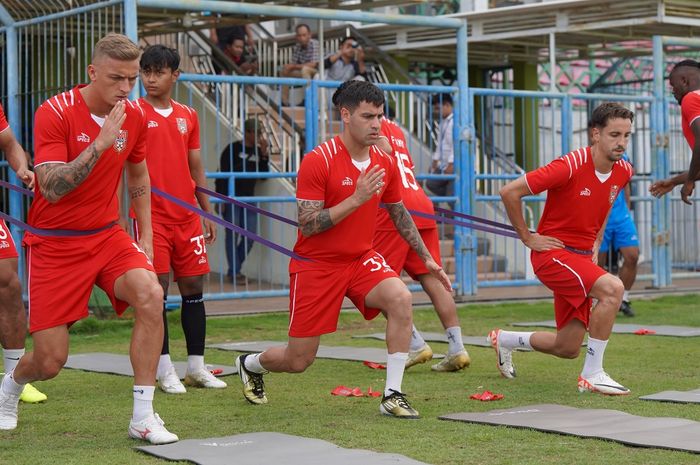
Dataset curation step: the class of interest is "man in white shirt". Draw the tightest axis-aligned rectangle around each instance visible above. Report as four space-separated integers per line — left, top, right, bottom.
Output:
428 94 454 198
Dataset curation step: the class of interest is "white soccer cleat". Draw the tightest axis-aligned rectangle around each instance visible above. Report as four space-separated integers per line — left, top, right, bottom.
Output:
128 413 179 444
0 388 20 430
157 364 187 394
578 372 630 396
488 329 516 379
184 368 227 389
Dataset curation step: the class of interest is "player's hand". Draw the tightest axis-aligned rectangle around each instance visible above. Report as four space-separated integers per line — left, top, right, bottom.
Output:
354 165 386 204
523 233 565 252
138 237 154 264
203 218 217 244
681 181 695 205
16 167 35 190
649 178 675 198
94 100 127 153
426 259 452 293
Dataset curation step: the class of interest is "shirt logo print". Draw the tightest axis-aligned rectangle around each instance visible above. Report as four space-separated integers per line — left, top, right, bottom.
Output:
147 120 158 128
580 188 591 197
342 176 353 186
114 130 128 152
176 117 188 134
77 132 90 143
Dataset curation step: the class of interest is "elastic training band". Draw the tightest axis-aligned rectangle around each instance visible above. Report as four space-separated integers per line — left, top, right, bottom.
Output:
195 185 298 227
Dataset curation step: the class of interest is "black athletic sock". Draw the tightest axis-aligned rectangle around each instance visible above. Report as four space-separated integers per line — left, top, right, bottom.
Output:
161 301 169 355
181 293 206 356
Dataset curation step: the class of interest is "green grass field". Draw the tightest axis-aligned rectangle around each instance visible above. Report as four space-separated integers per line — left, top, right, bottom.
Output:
3 294 700 465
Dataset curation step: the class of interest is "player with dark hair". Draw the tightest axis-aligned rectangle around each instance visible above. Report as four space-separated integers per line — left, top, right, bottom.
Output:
135 45 223 394
650 59 700 203
490 102 634 396
235 80 450 418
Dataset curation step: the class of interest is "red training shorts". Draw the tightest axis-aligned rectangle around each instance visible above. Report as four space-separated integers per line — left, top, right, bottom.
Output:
531 248 607 330
134 218 210 280
373 227 442 280
24 225 156 333
288 249 400 337
0 220 18 259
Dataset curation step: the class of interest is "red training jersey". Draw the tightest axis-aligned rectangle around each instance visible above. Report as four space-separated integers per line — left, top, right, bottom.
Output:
375 119 435 231
291 136 402 271
525 146 633 250
131 98 201 224
29 85 147 231
681 90 700 149
0 104 9 133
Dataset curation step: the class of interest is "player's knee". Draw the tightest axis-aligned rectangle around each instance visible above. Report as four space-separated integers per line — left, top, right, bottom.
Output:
624 250 639 266
287 356 314 373
132 281 164 311
0 269 20 295
36 355 66 380
557 345 581 359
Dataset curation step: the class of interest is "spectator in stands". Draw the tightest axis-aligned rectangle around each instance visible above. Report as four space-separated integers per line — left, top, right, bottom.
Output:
211 17 254 52
281 24 320 105
216 119 270 283
427 93 455 200
223 36 258 76
324 36 367 82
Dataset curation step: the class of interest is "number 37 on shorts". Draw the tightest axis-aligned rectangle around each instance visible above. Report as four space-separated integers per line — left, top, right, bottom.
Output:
362 254 393 273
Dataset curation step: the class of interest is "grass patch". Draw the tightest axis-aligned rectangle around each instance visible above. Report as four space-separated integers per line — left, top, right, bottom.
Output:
4 294 700 464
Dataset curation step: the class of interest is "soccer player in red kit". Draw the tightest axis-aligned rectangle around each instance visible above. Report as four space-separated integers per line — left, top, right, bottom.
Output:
235 81 451 418
650 60 700 203
0 105 48 404
490 102 634 395
0 34 178 443
374 114 470 372
135 45 224 394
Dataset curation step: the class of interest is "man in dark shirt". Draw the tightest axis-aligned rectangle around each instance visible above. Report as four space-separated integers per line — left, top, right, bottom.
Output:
216 119 269 282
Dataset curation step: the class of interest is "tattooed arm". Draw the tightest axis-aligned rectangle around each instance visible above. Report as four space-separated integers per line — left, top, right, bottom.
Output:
126 159 154 262
297 164 387 237
385 201 452 292
36 101 127 203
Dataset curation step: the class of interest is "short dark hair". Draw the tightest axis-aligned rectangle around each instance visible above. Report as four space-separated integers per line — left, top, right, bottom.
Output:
432 93 453 106
332 80 384 112
340 36 357 46
295 23 310 34
672 59 700 73
589 102 634 129
140 44 179 72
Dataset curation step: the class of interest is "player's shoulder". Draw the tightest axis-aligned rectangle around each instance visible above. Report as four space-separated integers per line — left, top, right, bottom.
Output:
371 144 395 166
172 100 198 118
126 99 147 119
556 147 591 175
614 158 634 178
38 88 80 120
683 90 700 107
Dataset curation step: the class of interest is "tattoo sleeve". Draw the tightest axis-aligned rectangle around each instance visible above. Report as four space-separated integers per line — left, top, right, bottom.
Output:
36 142 101 203
385 202 432 262
297 199 334 236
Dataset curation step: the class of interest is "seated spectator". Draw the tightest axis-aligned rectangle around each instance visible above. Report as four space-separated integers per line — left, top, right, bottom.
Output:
216 119 270 283
281 24 319 105
324 36 367 82
223 36 258 76
211 17 254 52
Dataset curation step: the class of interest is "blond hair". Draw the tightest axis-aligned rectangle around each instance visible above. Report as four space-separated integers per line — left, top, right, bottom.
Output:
92 33 140 62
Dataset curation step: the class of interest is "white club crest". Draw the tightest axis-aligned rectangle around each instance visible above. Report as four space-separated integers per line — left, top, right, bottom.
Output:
176 117 188 134
114 130 128 152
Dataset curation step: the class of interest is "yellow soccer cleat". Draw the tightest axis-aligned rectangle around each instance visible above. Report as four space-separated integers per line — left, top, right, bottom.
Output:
19 383 47 404
405 344 433 369
430 350 471 372
379 389 420 419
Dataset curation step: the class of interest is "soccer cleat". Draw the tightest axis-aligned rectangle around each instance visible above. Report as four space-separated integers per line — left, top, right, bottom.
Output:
128 413 179 444
0 389 20 430
379 389 420 419
157 364 187 394
405 344 433 369
235 354 267 405
19 383 47 404
184 368 227 389
577 372 630 396
619 300 635 317
430 349 471 372
488 329 516 379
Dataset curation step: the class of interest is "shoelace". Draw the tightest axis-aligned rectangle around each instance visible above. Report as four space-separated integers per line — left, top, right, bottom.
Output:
249 372 265 396
387 390 411 410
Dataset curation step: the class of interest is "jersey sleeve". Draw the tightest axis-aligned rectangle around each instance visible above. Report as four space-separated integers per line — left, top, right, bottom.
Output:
682 92 700 130
127 110 147 164
525 157 571 194
295 152 328 201
189 109 201 151
0 104 8 133
33 103 69 165
380 156 402 204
